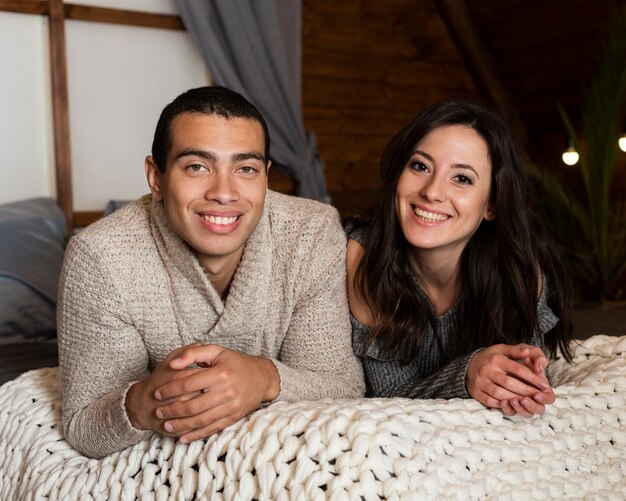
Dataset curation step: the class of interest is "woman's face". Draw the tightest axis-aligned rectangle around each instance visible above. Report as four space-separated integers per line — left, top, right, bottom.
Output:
394 124 495 262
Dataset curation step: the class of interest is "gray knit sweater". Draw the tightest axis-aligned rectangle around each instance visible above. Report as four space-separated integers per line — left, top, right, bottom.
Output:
58 191 365 458
347 227 558 399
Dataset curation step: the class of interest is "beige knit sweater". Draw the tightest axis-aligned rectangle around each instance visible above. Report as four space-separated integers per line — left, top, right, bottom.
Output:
57 191 365 458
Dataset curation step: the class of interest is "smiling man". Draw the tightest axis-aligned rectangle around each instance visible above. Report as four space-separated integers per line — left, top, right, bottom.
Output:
57 86 364 458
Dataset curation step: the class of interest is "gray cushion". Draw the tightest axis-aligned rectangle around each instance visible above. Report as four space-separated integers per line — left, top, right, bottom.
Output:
0 198 66 342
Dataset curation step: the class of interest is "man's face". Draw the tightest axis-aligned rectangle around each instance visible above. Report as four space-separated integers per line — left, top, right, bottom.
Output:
146 112 269 272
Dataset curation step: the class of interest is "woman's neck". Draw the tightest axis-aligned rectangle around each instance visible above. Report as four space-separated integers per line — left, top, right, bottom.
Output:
409 248 461 316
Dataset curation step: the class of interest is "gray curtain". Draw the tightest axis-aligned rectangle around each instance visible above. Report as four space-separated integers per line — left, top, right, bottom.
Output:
175 0 329 202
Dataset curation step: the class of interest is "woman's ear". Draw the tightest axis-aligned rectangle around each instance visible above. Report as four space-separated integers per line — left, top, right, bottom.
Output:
145 156 163 201
485 204 496 221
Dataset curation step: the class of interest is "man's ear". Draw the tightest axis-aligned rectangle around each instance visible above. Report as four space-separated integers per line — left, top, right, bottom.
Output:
265 160 271 189
145 156 163 201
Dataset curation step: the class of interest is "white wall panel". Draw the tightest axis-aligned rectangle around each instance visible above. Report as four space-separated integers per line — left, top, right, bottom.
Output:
0 12 54 204
66 20 209 211
64 0 179 15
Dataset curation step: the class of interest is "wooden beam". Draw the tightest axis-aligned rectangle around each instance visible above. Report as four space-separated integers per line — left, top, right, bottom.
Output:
48 0 73 233
73 211 101 228
0 0 48 15
434 0 532 155
2 0 185 232
0 1 184 31
64 4 184 30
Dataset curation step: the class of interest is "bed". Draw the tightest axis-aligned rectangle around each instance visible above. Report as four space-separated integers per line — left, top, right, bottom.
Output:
0 197 130 386
1 334 625 500
1 197 625 499
0 197 65 385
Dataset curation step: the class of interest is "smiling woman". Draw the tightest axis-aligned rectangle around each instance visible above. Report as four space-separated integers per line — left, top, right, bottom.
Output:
394 125 495 272
346 99 575 419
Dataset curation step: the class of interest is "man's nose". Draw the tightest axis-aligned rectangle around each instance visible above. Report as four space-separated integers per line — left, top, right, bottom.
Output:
205 171 238 204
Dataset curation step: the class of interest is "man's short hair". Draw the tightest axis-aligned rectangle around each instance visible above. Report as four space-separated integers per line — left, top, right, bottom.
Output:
151 86 271 172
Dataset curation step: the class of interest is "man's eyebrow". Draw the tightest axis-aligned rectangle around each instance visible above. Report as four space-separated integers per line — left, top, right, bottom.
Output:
232 152 266 163
175 149 216 162
174 149 265 164
413 149 480 177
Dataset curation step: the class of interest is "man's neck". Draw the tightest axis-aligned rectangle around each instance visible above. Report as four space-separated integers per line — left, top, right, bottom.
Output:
197 247 245 299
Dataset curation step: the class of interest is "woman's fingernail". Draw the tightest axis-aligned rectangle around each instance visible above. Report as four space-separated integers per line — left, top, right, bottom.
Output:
534 393 545 403
155 409 163 419
154 390 162 400
511 400 520 408
538 381 550 390
164 422 173 432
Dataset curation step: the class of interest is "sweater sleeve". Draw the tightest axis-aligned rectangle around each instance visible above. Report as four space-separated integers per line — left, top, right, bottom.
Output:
351 316 476 399
352 282 559 400
269 211 366 401
57 236 153 458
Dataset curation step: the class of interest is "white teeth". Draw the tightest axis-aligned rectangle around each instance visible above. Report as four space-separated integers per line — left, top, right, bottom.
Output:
202 215 238 225
413 207 448 222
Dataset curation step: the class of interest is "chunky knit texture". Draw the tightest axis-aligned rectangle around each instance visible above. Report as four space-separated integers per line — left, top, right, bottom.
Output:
2 336 625 500
347 226 558 399
57 191 365 458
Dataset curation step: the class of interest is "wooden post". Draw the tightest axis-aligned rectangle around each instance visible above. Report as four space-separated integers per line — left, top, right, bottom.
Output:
48 0 74 233
434 0 533 157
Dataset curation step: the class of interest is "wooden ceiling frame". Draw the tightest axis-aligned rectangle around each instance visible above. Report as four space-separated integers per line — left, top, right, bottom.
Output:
0 0 184 231
434 0 532 158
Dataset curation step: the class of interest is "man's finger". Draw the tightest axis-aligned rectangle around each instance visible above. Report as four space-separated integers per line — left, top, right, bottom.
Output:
154 367 221 401
156 389 226 421
179 416 239 444
164 401 239 436
168 344 224 369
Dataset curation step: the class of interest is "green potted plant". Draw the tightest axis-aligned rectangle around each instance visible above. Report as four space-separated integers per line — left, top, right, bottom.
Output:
531 4 626 302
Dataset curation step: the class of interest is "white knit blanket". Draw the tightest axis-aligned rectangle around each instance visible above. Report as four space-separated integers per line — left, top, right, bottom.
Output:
1 335 625 500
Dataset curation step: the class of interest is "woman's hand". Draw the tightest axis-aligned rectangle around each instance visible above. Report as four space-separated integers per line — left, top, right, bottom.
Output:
466 344 554 418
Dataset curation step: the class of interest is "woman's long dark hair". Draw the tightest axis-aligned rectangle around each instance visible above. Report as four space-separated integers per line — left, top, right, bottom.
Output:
354 100 573 364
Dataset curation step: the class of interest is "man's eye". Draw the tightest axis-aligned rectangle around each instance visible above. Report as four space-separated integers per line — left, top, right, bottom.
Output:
188 164 206 172
239 166 257 174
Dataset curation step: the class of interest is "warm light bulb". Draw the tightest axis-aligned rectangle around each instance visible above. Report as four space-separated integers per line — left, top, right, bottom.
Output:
562 149 579 166
619 134 626 152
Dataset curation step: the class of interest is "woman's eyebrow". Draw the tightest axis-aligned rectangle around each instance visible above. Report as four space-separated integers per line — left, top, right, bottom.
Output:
413 150 480 178
452 163 479 177
412 149 433 162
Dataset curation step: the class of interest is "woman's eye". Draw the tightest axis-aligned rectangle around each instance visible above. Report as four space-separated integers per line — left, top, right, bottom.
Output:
409 161 429 172
455 174 473 185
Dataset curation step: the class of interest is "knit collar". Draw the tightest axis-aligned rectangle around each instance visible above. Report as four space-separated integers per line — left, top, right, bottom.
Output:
148 195 272 344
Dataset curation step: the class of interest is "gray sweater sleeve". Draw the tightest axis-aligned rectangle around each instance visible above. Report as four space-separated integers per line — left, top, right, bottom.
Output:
352 282 559 400
381 353 477 399
351 317 476 399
